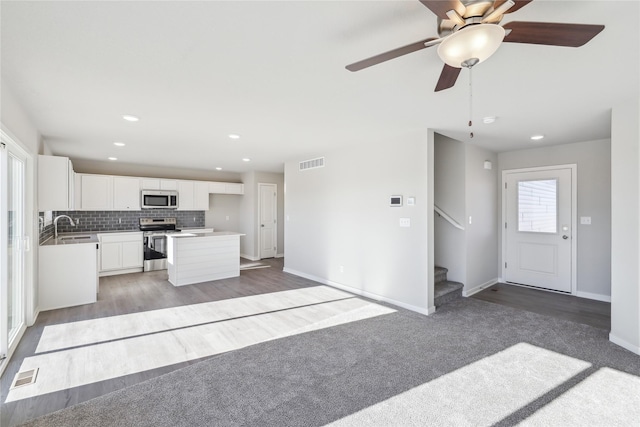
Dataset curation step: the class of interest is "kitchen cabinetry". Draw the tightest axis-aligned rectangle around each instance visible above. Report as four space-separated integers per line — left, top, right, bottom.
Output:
98 232 143 276
39 242 98 310
38 155 75 210
209 182 244 195
80 174 113 210
141 178 178 191
73 171 243 211
113 176 141 210
178 180 211 210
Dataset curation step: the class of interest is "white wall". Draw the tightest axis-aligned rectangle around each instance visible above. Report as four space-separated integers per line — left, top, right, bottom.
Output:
464 144 498 292
284 131 431 314
498 139 612 300
434 134 466 283
610 98 640 355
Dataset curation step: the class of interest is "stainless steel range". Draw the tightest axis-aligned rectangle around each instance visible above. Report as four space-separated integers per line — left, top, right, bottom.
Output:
140 217 180 272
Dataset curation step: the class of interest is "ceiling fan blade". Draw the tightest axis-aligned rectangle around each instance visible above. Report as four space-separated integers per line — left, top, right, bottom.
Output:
418 0 466 20
493 0 533 14
346 37 439 72
435 65 461 92
503 21 605 47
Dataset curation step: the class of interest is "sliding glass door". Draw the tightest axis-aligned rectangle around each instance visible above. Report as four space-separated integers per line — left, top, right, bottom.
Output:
1 132 28 371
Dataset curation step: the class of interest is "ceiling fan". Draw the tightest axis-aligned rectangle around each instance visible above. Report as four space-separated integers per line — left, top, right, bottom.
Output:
345 0 604 92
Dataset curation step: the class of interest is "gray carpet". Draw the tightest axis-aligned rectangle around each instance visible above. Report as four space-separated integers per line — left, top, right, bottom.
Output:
19 297 640 426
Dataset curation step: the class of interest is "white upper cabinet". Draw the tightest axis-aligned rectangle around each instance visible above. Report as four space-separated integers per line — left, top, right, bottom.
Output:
209 181 244 195
113 176 141 210
80 174 113 210
177 180 195 210
209 182 226 193
38 155 74 211
141 178 178 191
194 181 210 210
224 183 244 195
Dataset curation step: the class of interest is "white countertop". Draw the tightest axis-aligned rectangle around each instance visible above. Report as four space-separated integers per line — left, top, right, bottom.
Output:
166 231 245 239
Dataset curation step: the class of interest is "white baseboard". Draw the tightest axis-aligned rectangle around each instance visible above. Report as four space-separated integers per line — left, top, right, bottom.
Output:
463 278 499 297
29 309 40 327
275 253 284 258
240 253 260 261
497 279 612 303
609 333 640 356
99 267 143 277
575 291 611 302
283 267 434 315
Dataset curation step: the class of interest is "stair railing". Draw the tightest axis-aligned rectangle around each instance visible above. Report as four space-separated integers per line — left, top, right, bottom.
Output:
434 204 465 230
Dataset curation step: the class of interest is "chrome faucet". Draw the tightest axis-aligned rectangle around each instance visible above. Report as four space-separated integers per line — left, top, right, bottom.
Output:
54 215 76 239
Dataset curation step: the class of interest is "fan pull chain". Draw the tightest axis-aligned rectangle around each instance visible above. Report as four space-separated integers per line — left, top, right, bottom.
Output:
468 65 473 139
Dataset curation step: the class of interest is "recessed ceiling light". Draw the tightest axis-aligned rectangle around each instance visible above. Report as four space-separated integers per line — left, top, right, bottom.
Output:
113 142 126 147
242 158 251 162
108 157 118 161
122 115 139 122
530 134 545 141
215 167 222 171
228 134 240 139
482 116 496 124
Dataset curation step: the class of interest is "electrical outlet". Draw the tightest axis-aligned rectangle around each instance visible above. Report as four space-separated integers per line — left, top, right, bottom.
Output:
226 215 229 221
339 265 344 273
580 216 591 225
399 218 411 227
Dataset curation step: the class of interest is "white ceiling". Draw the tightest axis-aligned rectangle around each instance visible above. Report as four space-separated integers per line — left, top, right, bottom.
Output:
1 1 638 174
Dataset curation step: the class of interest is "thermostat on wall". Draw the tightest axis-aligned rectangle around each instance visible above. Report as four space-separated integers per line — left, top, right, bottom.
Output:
390 195 403 207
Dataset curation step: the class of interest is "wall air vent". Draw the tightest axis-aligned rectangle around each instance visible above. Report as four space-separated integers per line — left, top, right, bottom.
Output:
299 157 325 171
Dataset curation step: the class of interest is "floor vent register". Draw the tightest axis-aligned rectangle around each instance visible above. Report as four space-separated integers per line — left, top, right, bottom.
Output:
10 368 39 389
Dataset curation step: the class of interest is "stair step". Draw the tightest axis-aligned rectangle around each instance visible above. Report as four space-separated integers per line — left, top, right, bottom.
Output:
435 280 463 307
435 266 448 284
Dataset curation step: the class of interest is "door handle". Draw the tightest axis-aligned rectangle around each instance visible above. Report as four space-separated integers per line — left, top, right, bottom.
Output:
562 235 569 240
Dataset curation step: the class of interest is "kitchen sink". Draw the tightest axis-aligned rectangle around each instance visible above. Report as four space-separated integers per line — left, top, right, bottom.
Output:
59 235 93 241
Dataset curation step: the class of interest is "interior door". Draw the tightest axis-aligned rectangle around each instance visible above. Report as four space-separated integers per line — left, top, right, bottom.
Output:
259 183 277 259
504 167 573 292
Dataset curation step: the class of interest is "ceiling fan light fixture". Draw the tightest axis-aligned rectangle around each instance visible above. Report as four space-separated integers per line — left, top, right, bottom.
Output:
437 24 506 68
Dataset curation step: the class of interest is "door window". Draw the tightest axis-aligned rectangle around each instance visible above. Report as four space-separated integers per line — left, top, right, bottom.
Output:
517 179 558 233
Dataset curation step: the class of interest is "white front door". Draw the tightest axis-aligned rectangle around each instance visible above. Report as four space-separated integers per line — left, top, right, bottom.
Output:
258 183 277 259
504 167 574 293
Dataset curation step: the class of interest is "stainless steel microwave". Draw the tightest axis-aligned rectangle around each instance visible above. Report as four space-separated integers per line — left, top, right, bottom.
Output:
141 190 178 209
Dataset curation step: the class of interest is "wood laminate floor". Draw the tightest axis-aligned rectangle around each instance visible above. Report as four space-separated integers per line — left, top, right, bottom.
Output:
471 282 611 331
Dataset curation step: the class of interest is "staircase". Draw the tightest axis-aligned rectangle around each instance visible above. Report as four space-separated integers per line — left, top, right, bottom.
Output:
434 266 464 308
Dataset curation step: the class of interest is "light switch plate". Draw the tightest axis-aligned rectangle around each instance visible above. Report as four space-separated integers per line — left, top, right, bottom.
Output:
399 218 411 227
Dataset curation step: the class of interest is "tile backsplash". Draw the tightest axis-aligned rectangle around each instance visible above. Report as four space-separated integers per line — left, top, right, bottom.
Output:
39 210 205 243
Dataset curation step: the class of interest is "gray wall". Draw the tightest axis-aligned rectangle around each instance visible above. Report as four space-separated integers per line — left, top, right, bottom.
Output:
237 171 285 260
205 194 241 233
610 99 640 354
464 144 499 291
434 134 466 283
498 139 612 299
434 134 499 292
284 131 430 313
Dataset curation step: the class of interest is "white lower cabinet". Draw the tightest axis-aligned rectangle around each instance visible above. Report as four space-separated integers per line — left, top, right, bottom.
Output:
98 232 143 276
39 242 98 311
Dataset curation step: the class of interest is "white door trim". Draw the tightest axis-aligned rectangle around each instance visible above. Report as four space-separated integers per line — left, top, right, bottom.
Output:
501 164 577 295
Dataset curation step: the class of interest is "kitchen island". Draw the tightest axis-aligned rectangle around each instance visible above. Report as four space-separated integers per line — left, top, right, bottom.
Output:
166 231 245 286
